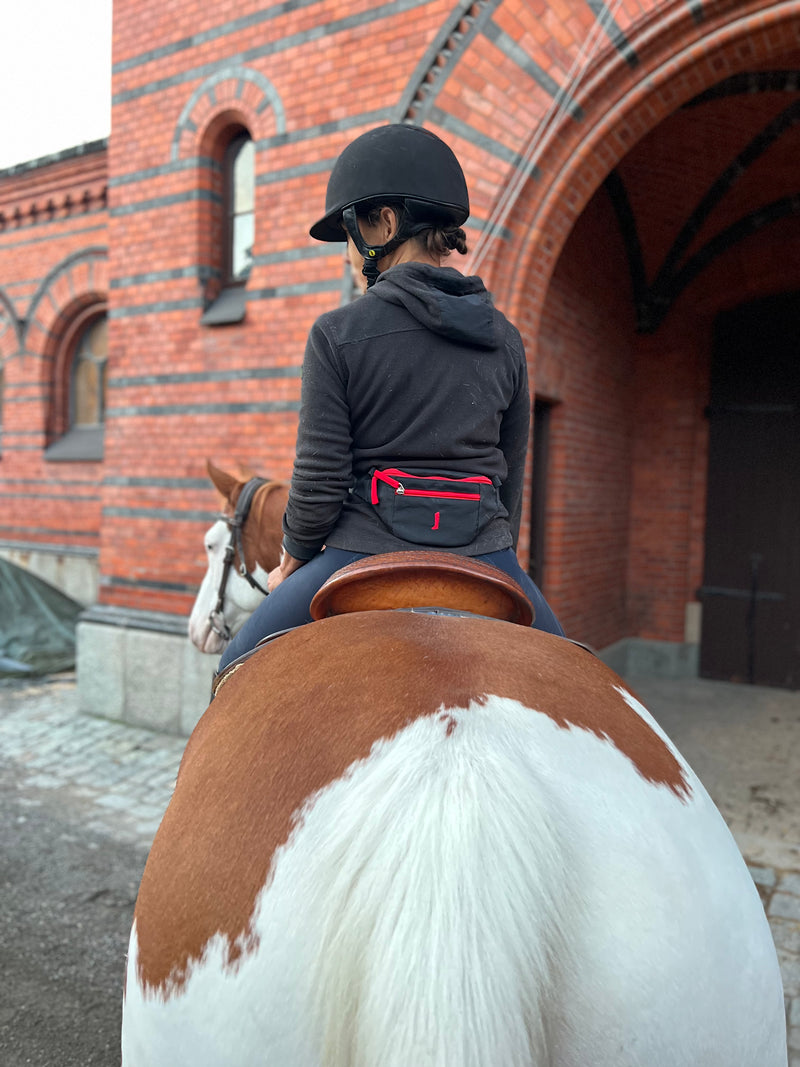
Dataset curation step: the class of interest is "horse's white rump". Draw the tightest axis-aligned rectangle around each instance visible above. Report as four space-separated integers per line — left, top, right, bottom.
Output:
122 686 785 1067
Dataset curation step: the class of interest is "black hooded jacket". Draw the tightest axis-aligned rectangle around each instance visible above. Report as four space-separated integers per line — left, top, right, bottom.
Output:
282 262 530 559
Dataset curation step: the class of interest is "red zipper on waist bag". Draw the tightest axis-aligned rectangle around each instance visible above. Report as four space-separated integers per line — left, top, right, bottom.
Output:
370 468 492 505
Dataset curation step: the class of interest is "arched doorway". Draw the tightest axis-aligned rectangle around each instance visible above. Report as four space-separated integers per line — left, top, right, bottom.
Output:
499 7 800 685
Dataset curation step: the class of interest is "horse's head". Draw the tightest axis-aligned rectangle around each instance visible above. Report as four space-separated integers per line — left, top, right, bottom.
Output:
188 461 289 654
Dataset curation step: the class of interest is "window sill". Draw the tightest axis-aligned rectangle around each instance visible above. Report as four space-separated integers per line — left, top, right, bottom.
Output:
201 284 246 326
45 426 104 462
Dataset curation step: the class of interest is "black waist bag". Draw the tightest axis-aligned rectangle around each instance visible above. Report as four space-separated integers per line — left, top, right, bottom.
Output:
364 468 499 548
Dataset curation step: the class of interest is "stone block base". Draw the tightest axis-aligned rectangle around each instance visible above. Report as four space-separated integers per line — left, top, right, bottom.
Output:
77 606 215 735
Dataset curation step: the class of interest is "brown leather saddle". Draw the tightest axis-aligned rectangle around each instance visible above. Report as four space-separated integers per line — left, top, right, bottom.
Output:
310 551 533 625
212 551 533 696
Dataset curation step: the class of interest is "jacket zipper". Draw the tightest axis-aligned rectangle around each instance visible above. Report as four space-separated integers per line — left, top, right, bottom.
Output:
395 484 481 501
371 468 492 505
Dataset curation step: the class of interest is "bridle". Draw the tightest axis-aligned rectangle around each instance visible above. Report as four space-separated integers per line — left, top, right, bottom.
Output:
208 477 271 641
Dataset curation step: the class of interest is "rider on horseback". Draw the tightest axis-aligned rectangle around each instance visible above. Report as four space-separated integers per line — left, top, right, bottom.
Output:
217 123 563 674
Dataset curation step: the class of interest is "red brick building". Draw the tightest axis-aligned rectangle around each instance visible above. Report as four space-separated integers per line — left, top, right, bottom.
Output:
1 0 798 728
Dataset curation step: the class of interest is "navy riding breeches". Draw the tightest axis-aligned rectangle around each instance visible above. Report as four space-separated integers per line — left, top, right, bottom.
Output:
217 546 565 674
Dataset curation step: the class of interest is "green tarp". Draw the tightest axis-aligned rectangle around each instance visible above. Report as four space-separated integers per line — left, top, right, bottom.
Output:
0 557 82 676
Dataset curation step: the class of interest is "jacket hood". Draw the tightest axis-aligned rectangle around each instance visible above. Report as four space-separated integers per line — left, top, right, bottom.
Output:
369 263 497 349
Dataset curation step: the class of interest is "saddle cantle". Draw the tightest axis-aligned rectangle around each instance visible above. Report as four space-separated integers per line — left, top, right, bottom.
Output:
309 551 534 626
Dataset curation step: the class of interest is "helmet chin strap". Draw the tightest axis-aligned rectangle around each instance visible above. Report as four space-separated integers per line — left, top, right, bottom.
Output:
342 205 406 288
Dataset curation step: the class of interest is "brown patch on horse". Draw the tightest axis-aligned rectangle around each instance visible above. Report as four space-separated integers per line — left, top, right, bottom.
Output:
133 612 690 997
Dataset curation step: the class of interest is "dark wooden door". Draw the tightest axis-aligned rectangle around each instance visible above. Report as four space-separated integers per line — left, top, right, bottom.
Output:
700 293 800 689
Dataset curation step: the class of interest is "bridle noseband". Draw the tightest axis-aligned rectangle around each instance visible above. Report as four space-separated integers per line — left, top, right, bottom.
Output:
209 477 271 641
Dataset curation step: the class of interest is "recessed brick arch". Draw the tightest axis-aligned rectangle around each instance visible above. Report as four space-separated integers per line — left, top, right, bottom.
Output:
171 66 286 162
45 299 109 444
0 288 22 362
497 0 800 325
23 247 109 378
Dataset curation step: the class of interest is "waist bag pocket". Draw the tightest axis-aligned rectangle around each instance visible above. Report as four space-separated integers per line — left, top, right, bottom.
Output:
369 468 497 547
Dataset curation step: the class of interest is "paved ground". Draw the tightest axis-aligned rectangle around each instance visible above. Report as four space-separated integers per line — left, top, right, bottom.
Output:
634 676 800 1064
0 674 184 1066
0 670 798 1062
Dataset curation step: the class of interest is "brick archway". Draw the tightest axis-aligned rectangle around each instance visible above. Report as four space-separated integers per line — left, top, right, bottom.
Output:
171 66 286 162
24 247 109 377
501 0 800 325
475 0 800 653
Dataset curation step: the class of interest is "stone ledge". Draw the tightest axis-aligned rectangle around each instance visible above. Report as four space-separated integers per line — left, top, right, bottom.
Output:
598 636 699 680
79 603 190 636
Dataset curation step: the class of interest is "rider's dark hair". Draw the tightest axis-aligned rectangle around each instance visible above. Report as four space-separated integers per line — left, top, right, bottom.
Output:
358 202 468 258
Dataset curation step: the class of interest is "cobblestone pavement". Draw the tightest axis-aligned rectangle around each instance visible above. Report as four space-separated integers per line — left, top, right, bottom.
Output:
0 675 184 848
0 672 797 1060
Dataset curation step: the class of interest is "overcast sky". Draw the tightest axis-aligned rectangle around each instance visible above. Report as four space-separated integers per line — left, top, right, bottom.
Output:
0 0 112 170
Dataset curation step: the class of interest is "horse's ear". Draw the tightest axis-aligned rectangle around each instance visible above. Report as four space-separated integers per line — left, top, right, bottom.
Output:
206 460 241 502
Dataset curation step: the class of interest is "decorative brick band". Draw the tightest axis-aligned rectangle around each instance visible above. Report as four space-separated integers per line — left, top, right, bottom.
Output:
0 189 107 233
105 400 301 418
0 223 106 253
103 506 217 523
103 476 211 490
100 574 201 596
0 539 98 558
0 525 99 540
108 365 301 389
0 140 108 230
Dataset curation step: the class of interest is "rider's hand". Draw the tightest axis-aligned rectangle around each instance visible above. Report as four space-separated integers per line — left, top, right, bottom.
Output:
267 549 305 592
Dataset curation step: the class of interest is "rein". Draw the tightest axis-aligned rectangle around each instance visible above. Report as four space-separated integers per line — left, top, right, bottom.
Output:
209 477 271 641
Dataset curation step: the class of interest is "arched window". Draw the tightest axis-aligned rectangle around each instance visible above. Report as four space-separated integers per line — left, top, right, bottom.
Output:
71 316 107 428
201 127 255 326
46 310 108 461
225 133 255 284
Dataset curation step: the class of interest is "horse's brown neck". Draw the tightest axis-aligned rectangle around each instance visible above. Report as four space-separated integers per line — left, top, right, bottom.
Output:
238 481 287 575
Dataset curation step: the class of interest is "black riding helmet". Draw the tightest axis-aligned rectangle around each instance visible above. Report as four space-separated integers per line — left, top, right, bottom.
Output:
309 124 470 287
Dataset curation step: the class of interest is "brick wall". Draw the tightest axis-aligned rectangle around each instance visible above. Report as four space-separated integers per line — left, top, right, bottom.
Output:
0 143 108 578
101 0 467 615
1 0 799 655
534 189 637 647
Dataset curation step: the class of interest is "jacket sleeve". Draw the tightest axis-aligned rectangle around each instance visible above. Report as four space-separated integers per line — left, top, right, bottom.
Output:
282 319 353 560
497 326 530 549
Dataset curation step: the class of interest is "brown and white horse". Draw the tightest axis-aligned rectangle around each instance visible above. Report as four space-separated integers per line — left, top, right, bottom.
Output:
125 509 787 1066
188 462 287 655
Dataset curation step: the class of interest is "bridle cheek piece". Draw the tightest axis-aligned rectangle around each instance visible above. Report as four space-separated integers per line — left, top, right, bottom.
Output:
208 477 271 642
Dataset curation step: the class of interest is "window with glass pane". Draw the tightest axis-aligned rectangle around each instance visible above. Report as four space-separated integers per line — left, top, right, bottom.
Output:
71 316 107 427
228 135 255 281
